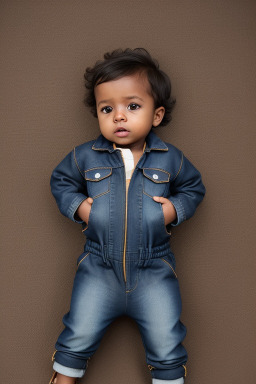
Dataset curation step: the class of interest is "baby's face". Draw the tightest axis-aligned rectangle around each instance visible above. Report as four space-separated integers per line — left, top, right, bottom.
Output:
94 73 165 152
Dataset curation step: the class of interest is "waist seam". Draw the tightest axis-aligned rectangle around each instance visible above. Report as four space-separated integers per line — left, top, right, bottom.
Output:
84 240 172 261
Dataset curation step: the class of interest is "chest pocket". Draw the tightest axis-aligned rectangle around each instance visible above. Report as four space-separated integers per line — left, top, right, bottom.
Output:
84 167 112 199
143 168 170 197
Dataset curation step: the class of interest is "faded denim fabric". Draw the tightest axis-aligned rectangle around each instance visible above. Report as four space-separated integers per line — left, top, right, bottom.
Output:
50 131 205 380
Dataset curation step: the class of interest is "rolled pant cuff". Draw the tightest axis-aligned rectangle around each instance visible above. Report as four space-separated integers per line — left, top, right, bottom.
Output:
152 378 184 384
53 362 85 378
54 351 88 370
151 365 186 380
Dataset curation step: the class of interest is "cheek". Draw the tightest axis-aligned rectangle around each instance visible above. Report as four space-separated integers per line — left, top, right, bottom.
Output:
97 115 108 128
98 119 112 137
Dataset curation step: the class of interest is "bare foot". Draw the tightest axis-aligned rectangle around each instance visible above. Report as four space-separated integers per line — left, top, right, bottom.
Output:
50 372 76 384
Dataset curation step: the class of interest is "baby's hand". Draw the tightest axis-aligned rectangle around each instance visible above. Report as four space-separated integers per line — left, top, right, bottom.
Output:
153 196 177 225
76 197 93 224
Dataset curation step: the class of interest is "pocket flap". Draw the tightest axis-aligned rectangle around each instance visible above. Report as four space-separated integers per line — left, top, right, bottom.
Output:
85 167 112 181
143 168 170 183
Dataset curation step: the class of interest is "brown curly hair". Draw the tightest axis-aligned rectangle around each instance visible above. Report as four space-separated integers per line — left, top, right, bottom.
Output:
84 48 176 127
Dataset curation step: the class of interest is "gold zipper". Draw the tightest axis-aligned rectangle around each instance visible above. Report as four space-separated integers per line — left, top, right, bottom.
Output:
118 144 146 283
119 150 128 283
123 195 128 282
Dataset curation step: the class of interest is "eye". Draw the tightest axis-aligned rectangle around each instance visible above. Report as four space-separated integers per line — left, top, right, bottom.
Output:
101 106 113 114
127 103 140 111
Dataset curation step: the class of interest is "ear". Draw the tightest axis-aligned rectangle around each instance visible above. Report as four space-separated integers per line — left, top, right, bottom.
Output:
152 106 165 127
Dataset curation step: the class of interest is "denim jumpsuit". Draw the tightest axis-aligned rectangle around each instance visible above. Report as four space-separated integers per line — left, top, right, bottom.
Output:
50 131 205 381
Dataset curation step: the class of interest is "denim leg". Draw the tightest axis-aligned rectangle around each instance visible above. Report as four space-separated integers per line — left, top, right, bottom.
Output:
127 257 187 380
53 253 125 372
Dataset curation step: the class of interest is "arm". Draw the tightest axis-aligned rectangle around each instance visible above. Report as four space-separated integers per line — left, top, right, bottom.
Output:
154 152 206 227
168 152 206 226
50 148 89 223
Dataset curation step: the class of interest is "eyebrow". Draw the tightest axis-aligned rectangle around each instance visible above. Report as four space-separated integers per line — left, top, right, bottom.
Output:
97 96 144 107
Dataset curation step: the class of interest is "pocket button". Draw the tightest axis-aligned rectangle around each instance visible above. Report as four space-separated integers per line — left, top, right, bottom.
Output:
153 174 159 180
95 173 101 179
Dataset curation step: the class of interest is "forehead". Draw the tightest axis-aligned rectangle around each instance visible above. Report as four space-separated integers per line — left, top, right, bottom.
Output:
94 74 152 102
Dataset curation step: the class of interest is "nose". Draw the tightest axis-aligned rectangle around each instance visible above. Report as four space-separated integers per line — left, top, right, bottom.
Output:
113 108 127 122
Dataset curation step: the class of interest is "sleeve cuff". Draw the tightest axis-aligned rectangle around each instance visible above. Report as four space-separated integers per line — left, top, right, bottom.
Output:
67 194 87 223
168 196 186 226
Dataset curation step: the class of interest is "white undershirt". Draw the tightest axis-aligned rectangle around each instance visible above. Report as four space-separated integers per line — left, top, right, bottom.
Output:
116 147 134 180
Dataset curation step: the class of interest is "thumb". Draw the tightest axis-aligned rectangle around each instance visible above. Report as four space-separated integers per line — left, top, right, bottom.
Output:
86 197 94 205
153 196 167 204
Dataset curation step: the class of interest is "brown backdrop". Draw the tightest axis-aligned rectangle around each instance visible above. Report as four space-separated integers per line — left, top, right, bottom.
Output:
1 1 256 383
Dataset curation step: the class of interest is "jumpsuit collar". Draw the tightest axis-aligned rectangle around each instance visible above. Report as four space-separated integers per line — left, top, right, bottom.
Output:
92 130 168 153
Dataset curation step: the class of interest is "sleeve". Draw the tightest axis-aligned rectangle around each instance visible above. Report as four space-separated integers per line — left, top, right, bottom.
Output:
168 152 206 227
50 148 87 223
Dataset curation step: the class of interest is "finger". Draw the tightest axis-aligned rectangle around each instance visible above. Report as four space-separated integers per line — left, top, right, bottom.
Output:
153 196 168 204
86 197 93 205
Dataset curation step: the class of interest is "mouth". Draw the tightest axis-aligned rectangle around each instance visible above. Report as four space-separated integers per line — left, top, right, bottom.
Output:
114 127 129 133
114 127 130 137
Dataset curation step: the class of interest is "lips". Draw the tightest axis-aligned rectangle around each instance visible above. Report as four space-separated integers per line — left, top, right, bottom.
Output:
114 127 130 137
114 127 128 133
